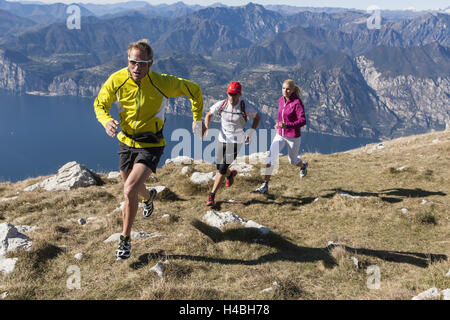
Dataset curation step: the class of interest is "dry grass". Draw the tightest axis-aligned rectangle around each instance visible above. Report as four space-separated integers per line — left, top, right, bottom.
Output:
0 130 449 300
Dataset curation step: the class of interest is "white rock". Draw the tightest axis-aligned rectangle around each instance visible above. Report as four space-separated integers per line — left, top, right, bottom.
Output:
87 217 97 221
1 196 18 202
74 253 84 260
24 184 40 192
1 292 9 299
15 225 38 233
238 173 252 177
0 223 32 256
150 262 165 278
366 143 385 154
190 172 215 185
78 218 86 225
351 256 359 269
396 166 407 171
441 289 450 300
401 208 408 214
432 139 439 144
339 192 362 199
247 151 270 164
165 156 193 165
314 198 319 202
24 161 103 191
161 214 170 219
229 162 254 173
202 211 247 229
412 288 441 300
181 166 194 176
445 269 450 277
202 211 271 235
107 171 121 179
261 281 280 293
0 257 18 275
245 220 271 235
420 199 428 205
104 231 163 243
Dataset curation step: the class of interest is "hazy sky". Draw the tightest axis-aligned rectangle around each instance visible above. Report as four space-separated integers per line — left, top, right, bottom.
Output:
6 0 450 11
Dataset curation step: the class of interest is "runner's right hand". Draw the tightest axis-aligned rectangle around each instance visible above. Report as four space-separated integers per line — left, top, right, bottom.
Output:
106 119 120 137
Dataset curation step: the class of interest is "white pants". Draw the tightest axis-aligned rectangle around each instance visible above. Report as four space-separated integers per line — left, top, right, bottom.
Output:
266 134 302 166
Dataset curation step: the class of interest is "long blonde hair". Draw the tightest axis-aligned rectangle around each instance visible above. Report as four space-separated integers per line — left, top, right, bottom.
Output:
283 79 301 98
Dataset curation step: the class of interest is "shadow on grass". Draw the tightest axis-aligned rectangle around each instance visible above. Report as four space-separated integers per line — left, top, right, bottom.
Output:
242 194 317 207
130 220 447 270
321 188 446 203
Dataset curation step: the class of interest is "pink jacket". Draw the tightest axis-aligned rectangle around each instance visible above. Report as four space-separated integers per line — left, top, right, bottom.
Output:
277 93 306 138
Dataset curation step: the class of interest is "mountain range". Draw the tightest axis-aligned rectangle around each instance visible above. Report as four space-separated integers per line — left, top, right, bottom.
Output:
0 1 448 140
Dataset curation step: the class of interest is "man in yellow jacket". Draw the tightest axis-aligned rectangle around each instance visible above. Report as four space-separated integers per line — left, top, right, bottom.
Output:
94 39 205 261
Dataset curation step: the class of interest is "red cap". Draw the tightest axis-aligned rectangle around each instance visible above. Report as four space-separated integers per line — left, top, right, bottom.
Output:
227 81 242 94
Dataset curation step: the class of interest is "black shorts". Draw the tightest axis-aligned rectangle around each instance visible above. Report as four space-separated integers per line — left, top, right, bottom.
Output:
118 142 164 174
216 142 242 174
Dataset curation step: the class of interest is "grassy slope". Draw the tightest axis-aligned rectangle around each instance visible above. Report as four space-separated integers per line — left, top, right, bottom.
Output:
0 130 449 300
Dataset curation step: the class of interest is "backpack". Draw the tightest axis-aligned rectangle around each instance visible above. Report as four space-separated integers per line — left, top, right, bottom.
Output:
217 99 247 122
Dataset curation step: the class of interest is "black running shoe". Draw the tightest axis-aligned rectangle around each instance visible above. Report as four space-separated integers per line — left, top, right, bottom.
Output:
142 188 157 218
116 235 131 261
300 162 308 178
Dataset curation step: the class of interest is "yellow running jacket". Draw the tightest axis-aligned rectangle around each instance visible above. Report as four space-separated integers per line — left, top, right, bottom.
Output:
94 67 203 148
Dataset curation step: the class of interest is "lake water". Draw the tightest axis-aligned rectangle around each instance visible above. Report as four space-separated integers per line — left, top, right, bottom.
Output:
0 94 378 182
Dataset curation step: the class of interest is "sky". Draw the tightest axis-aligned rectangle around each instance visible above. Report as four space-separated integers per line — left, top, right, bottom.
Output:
6 0 450 11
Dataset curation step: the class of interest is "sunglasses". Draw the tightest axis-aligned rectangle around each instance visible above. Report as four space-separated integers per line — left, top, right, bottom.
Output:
128 58 152 67
228 92 238 96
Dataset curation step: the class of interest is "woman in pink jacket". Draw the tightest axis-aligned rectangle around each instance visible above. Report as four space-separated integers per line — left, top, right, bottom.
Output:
256 79 308 194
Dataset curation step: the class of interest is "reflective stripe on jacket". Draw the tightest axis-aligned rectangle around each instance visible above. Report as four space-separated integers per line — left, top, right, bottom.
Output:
94 67 203 148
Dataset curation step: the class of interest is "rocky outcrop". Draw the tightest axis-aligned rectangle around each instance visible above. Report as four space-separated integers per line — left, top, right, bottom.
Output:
48 76 102 97
24 161 103 191
0 50 45 93
356 55 450 137
202 211 271 235
0 222 33 275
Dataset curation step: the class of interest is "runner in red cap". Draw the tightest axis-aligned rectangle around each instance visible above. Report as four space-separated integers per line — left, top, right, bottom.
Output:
227 81 242 94
203 81 260 207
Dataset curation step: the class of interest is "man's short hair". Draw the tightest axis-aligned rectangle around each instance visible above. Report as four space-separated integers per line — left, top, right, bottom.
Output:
128 39 153 60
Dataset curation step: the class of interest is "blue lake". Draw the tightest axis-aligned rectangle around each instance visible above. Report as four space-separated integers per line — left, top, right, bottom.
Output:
0 94 379 182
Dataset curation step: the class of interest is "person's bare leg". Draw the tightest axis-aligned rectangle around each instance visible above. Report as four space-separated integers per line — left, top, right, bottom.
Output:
211 171 228 195
120 168 151 201
121 163 151 236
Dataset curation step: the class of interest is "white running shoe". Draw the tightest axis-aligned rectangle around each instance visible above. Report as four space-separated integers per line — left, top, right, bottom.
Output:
255 182 269 194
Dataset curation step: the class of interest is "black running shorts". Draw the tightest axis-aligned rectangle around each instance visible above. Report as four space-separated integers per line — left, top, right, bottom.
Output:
215 142 242 174
118 142 164 174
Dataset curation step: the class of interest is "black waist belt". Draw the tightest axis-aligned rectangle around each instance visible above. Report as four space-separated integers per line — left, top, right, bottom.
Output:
122 129 163 144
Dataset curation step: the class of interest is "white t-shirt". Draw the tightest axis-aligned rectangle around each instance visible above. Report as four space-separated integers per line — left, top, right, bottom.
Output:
209 98 258 143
